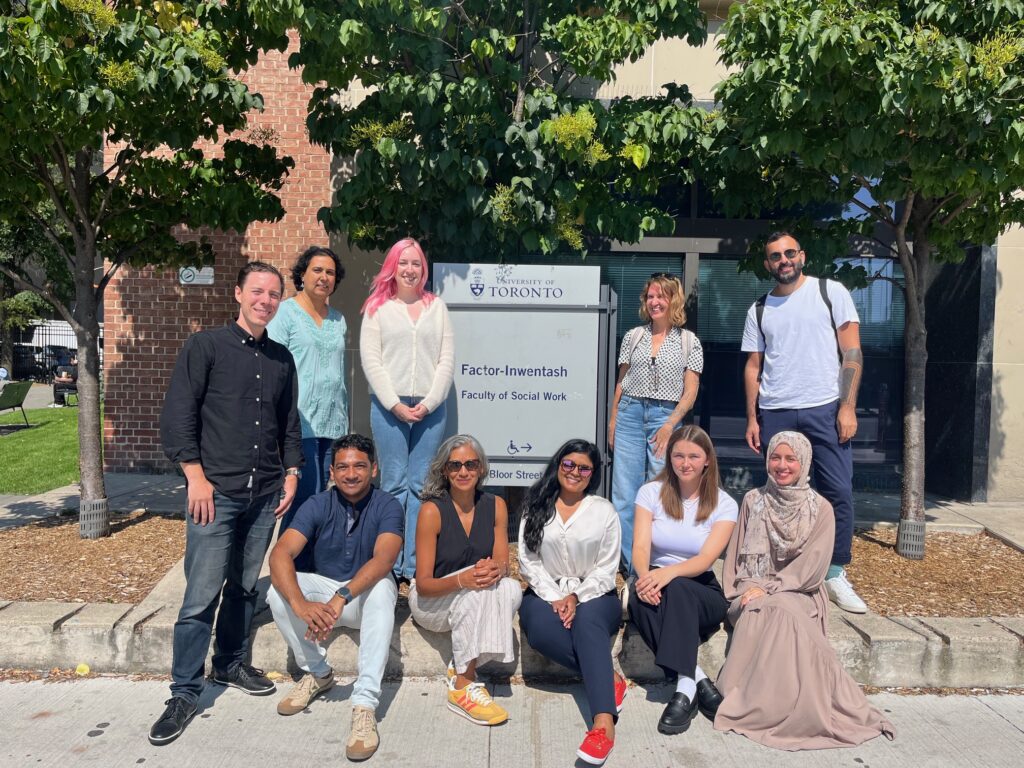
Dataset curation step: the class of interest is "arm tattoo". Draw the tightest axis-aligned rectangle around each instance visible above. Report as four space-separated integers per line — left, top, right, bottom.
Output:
840 347 863 408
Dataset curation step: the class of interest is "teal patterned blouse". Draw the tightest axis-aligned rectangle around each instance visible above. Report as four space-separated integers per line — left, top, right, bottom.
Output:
267 298 349 440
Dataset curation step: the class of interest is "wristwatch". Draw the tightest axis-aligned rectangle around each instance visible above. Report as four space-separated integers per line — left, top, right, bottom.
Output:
285 468 301 478
334 585 352 602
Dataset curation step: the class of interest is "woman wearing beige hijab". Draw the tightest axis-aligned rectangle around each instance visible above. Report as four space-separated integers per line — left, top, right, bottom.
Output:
714 431 895 750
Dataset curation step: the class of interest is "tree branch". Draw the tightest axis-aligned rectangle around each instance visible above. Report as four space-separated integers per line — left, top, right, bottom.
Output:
15 200 74 270
0 263 72 326
28 152 81 247
939 193 981 227
95 149 139 227
852 172 896 226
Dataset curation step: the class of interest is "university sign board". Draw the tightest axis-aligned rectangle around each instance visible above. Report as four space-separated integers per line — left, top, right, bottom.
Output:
434 263 614 488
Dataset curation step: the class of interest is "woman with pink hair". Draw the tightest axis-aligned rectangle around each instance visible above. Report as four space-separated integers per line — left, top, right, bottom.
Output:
359 237 455 581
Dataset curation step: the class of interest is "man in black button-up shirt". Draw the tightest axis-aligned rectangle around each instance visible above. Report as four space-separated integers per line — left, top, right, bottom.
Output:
150 262 303 747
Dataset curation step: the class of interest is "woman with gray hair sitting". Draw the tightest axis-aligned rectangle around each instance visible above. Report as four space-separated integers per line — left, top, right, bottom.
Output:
408 434 522 726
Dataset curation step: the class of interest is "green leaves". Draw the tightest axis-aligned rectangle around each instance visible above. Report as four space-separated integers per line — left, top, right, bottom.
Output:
261 0 706 258
704 0 1024 266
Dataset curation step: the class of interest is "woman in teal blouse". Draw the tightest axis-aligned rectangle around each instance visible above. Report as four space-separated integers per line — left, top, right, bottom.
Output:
268 246 349 529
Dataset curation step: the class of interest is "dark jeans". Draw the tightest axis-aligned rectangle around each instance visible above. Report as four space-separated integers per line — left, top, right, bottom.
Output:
519 590 621 720
281 436 333 531
628 570 727 679
53 383 76 405
170 490 278 704
759 400 854 565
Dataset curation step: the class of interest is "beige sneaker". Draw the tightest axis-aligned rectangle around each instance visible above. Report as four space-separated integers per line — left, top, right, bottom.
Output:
346 705 379 761
277 671 335 716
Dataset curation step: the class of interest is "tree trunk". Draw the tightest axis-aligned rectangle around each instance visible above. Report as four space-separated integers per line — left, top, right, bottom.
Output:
896 230 931 559
73 237 109 538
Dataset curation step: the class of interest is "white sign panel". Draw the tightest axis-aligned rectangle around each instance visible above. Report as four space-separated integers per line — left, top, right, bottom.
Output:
434 263 600 305
178 266 214 286
436 263 604 486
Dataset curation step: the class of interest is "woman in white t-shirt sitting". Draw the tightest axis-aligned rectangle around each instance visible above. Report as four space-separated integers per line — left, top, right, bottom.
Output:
628 425 738 736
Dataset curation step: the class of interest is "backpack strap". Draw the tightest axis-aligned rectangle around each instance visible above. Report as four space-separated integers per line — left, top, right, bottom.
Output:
679 328 694 372
754 293 768 381
624 326 644 364
818 278 843 363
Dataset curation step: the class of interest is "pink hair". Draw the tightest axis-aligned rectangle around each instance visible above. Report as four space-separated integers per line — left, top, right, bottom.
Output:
360 237 436 316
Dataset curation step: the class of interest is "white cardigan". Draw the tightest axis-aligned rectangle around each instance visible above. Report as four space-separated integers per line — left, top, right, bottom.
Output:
359 297 455 413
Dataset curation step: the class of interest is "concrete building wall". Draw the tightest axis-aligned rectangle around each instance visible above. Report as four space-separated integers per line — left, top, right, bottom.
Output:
988 225 1024 500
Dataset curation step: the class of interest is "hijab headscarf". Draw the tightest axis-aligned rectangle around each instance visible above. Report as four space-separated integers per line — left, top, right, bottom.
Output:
736 431 819 580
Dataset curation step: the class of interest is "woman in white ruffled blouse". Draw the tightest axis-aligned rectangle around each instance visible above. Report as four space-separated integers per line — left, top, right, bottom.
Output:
518 439 625 767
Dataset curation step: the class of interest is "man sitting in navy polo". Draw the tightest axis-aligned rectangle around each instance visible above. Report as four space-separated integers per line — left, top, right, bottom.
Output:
267 433 403 762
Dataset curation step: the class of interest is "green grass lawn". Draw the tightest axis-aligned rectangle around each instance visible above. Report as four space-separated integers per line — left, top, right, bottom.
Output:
0 407 80 495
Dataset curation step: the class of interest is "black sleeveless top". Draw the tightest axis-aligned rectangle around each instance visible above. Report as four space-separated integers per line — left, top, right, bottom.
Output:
432 492 496 579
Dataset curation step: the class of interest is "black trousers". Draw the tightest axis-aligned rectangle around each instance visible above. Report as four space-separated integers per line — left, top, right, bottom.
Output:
628 569 727 679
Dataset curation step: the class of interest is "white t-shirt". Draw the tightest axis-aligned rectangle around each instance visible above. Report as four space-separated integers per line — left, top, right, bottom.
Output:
635 481 738 569
740 277 859 409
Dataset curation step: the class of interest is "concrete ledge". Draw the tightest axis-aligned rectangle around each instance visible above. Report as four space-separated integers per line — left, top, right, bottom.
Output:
4 594 1019 688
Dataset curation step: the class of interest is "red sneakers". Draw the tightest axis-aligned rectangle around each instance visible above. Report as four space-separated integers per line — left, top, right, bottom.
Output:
576 727 614 765
614 674 628 714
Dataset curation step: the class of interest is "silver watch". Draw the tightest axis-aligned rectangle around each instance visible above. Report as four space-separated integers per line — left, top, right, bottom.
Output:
335 585 352 602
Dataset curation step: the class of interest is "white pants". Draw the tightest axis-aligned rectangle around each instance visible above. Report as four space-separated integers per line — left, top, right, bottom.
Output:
267 572 397 711
408 574 522 674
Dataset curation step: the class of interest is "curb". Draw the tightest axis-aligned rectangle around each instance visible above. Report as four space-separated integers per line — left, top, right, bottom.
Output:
1 597 1021 688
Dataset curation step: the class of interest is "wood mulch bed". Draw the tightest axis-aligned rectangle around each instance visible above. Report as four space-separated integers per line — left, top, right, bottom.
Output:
0 511 184 604
847 529 1024 617
0 511 1021 620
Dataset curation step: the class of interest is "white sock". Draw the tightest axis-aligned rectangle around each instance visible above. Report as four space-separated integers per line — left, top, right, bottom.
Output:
675 676 697 700
694 665 708 684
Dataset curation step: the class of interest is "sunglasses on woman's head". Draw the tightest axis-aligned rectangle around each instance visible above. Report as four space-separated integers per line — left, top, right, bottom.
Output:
559 459 594 477
445 459 481 473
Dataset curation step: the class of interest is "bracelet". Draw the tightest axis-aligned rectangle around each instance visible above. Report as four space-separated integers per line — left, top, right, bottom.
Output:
456 572 463 589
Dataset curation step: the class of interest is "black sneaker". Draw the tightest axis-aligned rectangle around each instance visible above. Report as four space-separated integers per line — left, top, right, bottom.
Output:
210 663 276 696
148 697 198 746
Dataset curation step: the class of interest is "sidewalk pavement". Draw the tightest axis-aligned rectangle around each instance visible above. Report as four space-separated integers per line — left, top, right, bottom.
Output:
4 678 1023 768
0 474 1021 687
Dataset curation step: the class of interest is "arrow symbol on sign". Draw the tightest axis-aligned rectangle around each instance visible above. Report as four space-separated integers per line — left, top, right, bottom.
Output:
522 443 533 452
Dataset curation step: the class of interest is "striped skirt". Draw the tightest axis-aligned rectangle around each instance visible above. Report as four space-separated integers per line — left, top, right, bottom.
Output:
409 573 523 674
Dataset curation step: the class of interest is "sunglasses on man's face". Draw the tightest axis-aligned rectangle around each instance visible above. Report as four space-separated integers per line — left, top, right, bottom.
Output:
445 459 482 474
766 248 802 263
560 459 594 477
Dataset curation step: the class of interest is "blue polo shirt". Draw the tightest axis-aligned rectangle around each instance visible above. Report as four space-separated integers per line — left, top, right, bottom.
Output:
287 486 404 582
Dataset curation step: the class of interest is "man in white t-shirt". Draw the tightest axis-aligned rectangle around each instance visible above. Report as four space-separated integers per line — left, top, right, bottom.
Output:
740 232 867 613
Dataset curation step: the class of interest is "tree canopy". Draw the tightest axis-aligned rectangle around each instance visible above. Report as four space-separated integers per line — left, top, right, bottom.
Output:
0 0 293 535
251 0 708 257
701 0 1024 554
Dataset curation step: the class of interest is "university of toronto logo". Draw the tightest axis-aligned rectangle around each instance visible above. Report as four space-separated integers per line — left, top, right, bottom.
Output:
470 267 484 297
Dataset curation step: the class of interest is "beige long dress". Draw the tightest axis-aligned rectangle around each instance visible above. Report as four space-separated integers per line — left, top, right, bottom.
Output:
713 493 895 750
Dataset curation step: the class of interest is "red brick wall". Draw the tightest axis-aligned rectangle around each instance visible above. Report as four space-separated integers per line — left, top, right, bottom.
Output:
103 39 332 471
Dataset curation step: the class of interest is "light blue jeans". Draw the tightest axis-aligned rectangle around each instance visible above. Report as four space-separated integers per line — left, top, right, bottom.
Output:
369 395 447 579
267 573 398 711
611 395 676 574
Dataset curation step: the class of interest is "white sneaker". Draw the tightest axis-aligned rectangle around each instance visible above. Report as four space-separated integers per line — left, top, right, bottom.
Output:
47 403 64 408
825 570 867 613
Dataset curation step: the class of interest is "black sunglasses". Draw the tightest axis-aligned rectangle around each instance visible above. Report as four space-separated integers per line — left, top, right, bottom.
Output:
560 459 594 477
649 272 680 280
766 248 802 263
445 459 482 473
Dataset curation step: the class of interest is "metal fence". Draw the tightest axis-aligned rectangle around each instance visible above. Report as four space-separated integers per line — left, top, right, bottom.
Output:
11 321 103 382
